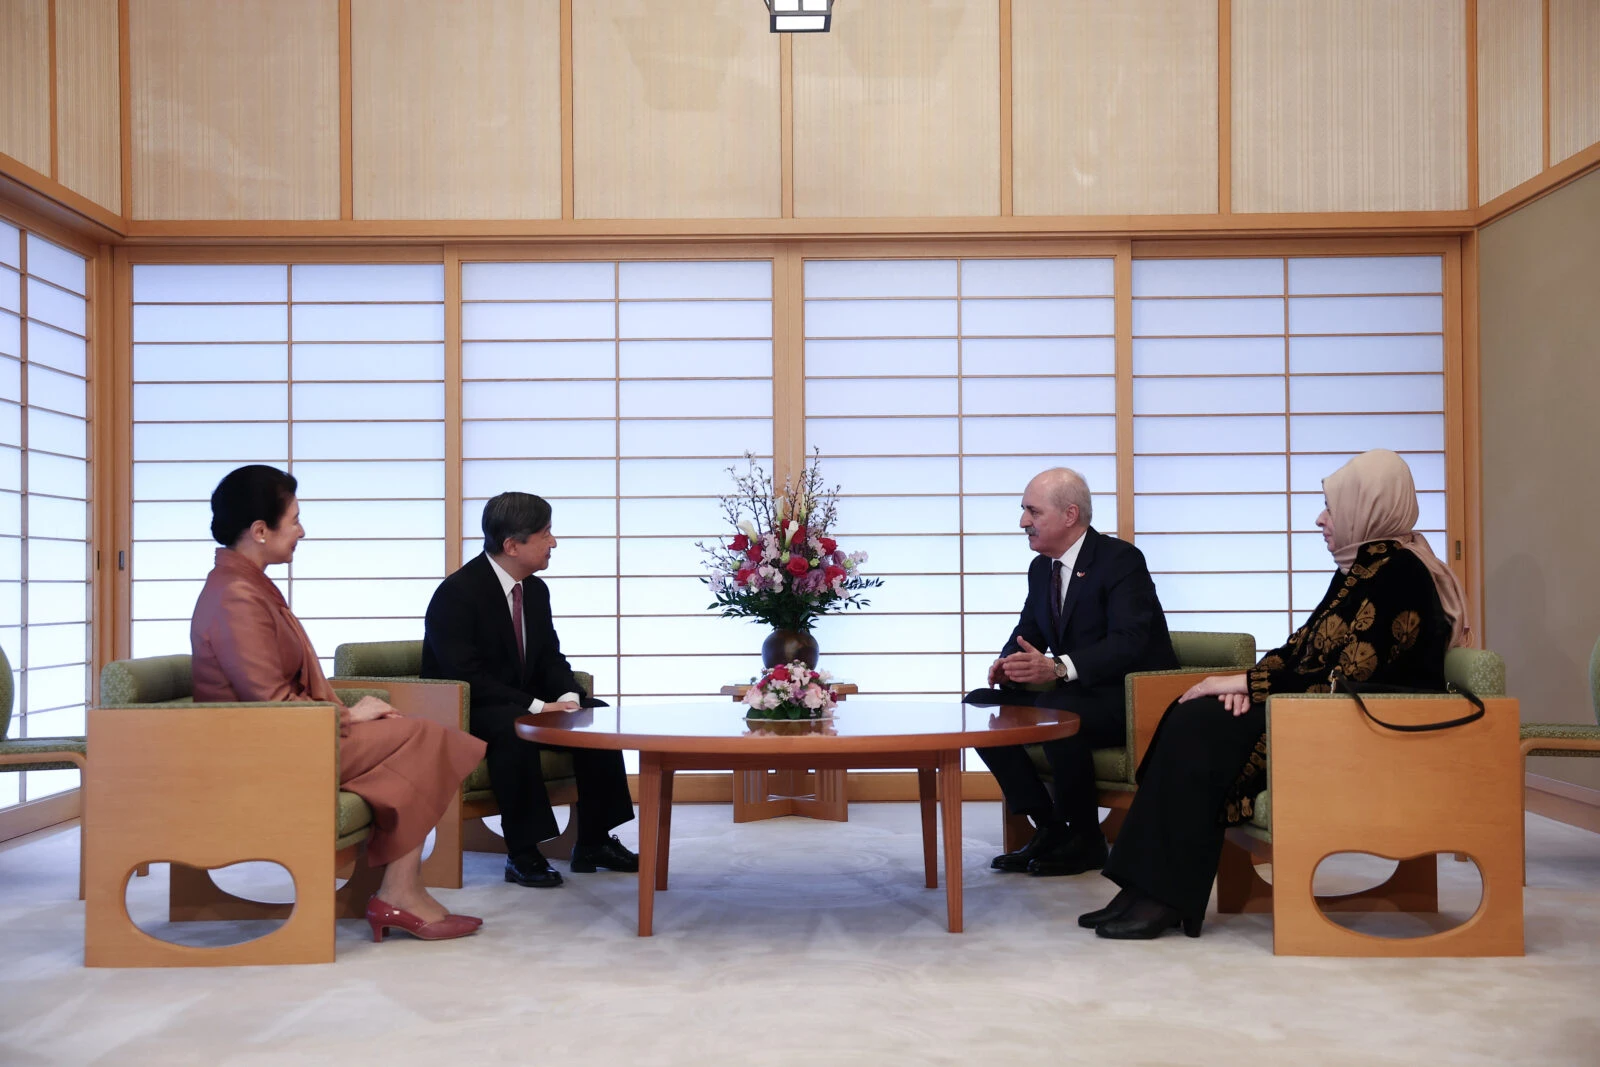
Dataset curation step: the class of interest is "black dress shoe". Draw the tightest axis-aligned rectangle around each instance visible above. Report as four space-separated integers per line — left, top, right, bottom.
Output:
1095 897 1202 940
1026 833 1108 877
505 851 564 888
1078 887 1138 928
569 835 639 873
991 823 1069 872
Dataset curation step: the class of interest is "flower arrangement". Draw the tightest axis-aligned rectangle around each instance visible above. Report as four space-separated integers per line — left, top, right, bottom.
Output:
698 451 883 633
742 661 838 720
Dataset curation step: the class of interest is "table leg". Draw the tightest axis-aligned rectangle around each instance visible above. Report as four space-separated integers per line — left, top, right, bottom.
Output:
656 768 675 892
917 766 938 889
636 752 661 937
938 749 963 933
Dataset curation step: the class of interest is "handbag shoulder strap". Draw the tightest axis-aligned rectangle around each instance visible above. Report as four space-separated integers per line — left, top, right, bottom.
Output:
1329 671 1486 733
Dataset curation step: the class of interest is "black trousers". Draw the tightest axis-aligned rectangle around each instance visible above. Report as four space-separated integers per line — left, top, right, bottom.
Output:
471 702 635 858
966 686 1124 836
1102 696 1266 921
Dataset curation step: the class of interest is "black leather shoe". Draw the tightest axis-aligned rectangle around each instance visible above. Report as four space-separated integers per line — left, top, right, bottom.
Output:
1078 887 1138 928
1025 833 1108 877
505 851 563 888
1095 898 1202 940
569 835 639 873
991 823 1069 872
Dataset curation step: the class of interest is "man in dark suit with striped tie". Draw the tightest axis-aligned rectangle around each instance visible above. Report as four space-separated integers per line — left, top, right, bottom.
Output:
966 468 1177 878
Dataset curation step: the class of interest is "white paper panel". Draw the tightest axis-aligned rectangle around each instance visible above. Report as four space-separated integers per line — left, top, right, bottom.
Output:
961 298 1115 337
25 280 85 335
134 461 263 501
831 495 961 535
291 461 444 500
962 337 1114 376
463 262 615 301
1132 258 1283 297
618 497 724 537
26 323 87 375
293 422 444 461
1133 377 1284 416
810 613 962 654
619 379 771 419
133 304 288 343
299 500 444 540
1287 256 1442 295
806 378 957 417
0 312 18 358
26 411 87 459
293 304 444 343
620 301 770 340
26 622 86 667
618 576 712 615
1135 493 1290 533
960 258 1114 298
804 339 957 378
804 260 957 298
0 269 16 314
463 458 616 498
131 579 205 619
1133 454 1286 494
1152 572 1289 613
544 576 619 617
803 653 962 695
1288 413 1444 453
26 539 87 581
1289 451 1445 493
619 419 771 457
1132 298 1285 337
620 340 771 379
293 343 444 382
619 261 771 300
290 578 439 619
465 341 616 380
962 415 1116 454
1289 375 1443 414
0 224 19 268
26 663 87 709
811 456 960 496
1133 415 1286 454
619 458 773 498
26 582 87 625
1138 533 1290 573
464 419 615 459
293 382 444 421
1289 296 1443 335
806 300 958 338
617 654 760 695
24 235 86 295
134 264 288 303
961 455 1116 493
463 379 616 420
27 453 87 498
463 302 615 342
806 417 959 456
962 377 1115 416
1289 335 1444 374
291 539 443 579
461 496 617 538
839 535 961 575
135 383 287 422
135 343 288 382
291 264 444 303
1163 611 1291 653
1136 334 1284 378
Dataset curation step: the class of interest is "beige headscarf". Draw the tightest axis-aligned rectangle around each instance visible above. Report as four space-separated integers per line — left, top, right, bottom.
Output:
1323 449 1470 647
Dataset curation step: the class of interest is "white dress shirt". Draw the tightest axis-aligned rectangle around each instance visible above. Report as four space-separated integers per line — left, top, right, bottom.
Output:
1049 531 1088 683
487 554 580 713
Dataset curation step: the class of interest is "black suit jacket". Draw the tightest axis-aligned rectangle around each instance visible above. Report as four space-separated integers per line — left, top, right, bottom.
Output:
1000 527 1177 719
420 553 591 711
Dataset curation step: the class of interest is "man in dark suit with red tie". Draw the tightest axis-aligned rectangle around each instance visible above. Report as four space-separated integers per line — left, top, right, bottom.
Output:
421 492 637 889
966 468 1177 878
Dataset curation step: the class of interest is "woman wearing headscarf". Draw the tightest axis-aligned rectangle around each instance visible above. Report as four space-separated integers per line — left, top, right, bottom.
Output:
191 465 487 943
1081 449 1470 940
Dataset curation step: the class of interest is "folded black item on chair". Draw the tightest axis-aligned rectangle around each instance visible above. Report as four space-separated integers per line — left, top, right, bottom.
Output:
1330 670 1485 733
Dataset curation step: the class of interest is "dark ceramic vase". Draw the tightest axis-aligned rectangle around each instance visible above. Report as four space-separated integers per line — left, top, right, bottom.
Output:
761 628 819 669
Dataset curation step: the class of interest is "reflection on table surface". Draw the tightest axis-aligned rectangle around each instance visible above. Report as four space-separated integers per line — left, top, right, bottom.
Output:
517 699 1076 742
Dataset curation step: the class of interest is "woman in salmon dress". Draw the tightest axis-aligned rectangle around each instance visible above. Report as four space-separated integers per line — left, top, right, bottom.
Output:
191 465 487 943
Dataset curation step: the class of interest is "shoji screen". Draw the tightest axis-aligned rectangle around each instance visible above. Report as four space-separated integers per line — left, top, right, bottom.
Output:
1131 255 1447 650
0 223 91 806
131 263 446 672
460 259 774 702
802 257 1117 697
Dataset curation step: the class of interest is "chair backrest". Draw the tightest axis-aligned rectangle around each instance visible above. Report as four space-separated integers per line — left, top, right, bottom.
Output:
1169 631 1257 670
333 640 424 678
100 655 194 705
1443 647 1505 698
0 644 11 737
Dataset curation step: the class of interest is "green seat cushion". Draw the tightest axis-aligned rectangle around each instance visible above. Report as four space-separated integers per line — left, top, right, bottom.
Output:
1444 647 1506 696
463 750 577 794
0 645 12 737
1521 722 1600 756
335 790 374 851
1251 789 1270 830
328 686 390 705
1024 743 1128 786
1170 631 1257 669
0 736 87 772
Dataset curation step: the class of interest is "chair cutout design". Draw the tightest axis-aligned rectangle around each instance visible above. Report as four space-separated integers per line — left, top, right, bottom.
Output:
333 640 587 889
0 645 90 897
1213 647 1524 957
999 631 1258 853
84 654 464 967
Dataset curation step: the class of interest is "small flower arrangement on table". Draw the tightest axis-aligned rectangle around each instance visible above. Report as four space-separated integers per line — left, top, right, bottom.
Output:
742 661 838 721
698 451 883 640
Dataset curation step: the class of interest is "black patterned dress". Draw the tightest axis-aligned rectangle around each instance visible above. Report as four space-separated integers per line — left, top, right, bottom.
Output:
1102 539 1453 922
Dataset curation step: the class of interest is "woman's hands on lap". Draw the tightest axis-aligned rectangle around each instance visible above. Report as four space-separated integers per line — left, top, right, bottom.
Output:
347 695 401 723
1178 673 1252 716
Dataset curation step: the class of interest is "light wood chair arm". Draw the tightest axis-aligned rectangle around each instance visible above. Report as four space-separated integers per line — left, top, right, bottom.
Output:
1127 670 1223 770
333 677 470 732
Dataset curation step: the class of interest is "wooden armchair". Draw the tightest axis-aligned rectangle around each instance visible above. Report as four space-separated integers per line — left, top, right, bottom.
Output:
333 639 588 888
1000 631 1257 852
84 654 465 967
1215 647 1523 957
0 645 90 897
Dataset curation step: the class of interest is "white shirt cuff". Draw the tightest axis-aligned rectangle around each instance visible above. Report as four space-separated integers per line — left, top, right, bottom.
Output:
1059 655 1079 683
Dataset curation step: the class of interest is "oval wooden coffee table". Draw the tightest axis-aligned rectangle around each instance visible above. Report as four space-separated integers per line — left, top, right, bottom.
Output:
515 700 1078 936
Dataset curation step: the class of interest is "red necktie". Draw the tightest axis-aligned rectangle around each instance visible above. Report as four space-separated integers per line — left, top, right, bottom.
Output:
511 582 526 668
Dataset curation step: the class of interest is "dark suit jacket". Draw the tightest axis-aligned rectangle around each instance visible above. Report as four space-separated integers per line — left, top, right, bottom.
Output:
1000 527 1177 719
420 553 591 711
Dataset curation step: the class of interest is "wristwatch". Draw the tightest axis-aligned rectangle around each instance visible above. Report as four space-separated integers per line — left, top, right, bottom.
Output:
1052 656 1068 680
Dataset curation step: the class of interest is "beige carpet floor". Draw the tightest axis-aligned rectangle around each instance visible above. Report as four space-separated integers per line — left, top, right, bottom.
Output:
2 802 1598 1066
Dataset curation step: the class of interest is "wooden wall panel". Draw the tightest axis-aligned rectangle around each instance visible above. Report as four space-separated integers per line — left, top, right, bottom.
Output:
55 0 122 213
1477 0 1543 204
352 0 560 220
1012 0 1216 216
792 0 998 218
1233 0 1468 213
573 0 779 220
130 0 339 220
0 0 51 174
1550 0 1600 165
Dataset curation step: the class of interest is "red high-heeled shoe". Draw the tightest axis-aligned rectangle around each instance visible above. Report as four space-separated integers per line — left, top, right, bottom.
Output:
365 897 481 943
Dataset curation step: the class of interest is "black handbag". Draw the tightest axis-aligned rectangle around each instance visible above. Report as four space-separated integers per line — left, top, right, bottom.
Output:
1329 670 1486 733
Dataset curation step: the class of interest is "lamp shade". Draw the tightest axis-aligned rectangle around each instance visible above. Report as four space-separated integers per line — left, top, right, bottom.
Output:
764 0 832 33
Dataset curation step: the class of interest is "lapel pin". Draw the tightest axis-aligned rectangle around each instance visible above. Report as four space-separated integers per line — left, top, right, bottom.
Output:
1076 571 1087 578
